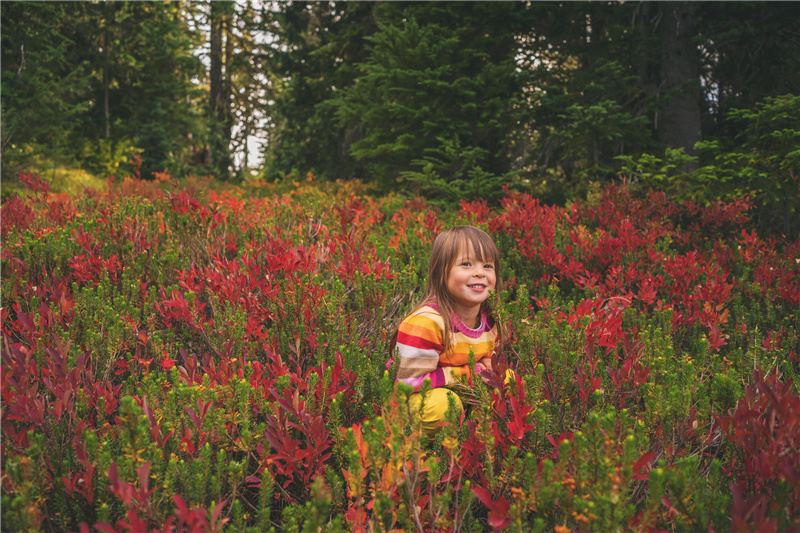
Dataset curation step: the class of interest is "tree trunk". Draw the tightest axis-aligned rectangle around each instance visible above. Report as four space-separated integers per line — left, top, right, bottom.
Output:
658 2 701 166
632 2 657 119
103 2 111 139
209 0 231 179
103 32 110 139
223 10 235 170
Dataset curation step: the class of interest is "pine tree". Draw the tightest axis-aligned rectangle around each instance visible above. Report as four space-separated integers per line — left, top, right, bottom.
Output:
118 1 204 178
1 1 92 178
330 2 532 200
1 1 205 181
261 1 376 182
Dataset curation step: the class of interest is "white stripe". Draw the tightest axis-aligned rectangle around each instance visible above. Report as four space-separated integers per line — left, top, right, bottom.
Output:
397 343 440 359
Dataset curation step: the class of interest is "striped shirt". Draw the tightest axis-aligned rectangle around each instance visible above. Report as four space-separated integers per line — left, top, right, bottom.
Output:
396 303 496 390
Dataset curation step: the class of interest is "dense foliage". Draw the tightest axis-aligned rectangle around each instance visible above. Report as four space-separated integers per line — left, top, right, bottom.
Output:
2 3 799 530
2 173 799 531
3 2 799 233
262 2 800 212
1 1 204 178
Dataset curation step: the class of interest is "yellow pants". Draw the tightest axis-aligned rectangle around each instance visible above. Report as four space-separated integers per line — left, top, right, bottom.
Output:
407 370 518 436
408 388 464 436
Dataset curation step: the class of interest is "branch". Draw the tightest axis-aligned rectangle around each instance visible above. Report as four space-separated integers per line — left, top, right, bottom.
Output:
401 462 425 533
17 44 26 76
2 126 15 153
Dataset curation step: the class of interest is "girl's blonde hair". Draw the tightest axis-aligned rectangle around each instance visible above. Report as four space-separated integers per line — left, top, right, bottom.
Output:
410 225 504 357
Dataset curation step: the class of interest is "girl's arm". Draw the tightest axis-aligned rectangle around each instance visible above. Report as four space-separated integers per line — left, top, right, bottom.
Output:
395 311 470 391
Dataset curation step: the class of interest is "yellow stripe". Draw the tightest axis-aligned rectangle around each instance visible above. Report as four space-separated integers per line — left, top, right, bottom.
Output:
400 322 442 344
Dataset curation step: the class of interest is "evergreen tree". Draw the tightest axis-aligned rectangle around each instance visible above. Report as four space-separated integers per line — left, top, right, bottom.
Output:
330 2 532 201
515 3 668 200
228 0 269 176
697 2 800 140
204 0 272 180
102 2 204 178
657 2 702 161
1 2 92 178
515 1 799 201
209 0 235 179
2 1 204 180
261 1 376 182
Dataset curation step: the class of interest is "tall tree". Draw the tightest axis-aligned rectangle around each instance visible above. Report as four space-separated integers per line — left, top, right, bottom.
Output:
657 2 701 162
698 2 800 140
100 2 204 178
1 2 92 177
331 2 533 200
516 2 657 199
132 2 205 178
261 1 377 181
209 0 234 179
2 1 205 180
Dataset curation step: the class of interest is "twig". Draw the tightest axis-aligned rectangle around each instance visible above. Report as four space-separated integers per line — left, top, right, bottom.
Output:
401 462 425 533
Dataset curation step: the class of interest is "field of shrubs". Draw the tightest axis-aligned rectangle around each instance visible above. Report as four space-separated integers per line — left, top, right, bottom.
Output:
2 170 799 532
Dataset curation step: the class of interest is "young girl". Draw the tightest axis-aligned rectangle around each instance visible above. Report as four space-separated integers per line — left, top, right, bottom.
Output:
395 225 504 435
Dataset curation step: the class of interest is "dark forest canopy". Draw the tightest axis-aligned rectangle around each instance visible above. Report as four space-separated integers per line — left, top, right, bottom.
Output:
2 1 799 227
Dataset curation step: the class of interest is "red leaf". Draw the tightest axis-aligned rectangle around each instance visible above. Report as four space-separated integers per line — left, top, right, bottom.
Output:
632 451 655 480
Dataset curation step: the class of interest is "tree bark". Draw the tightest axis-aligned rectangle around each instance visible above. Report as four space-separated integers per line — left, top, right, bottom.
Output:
658 2 701 166
632 2 657 119
209 0 232 178
223 10 234 164
209 2 222 116
103 30 110 139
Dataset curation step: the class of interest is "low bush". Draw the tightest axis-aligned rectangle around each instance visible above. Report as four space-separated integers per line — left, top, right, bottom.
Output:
2 171 798 531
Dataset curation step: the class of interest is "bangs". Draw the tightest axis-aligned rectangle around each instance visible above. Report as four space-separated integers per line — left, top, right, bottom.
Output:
449 227 499 267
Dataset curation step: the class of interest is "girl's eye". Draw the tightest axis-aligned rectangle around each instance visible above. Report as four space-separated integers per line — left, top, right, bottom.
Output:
461 262 471 267
484 264 494 269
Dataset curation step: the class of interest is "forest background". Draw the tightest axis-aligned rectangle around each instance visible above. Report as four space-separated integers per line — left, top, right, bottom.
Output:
2 1 799 234
2 1 800 532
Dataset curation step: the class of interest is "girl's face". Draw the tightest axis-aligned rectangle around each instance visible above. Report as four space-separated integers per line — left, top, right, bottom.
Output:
446 242 496 318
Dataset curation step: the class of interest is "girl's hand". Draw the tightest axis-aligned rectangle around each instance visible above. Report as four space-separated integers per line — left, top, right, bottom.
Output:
475 360 491 383
477 357 493 372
